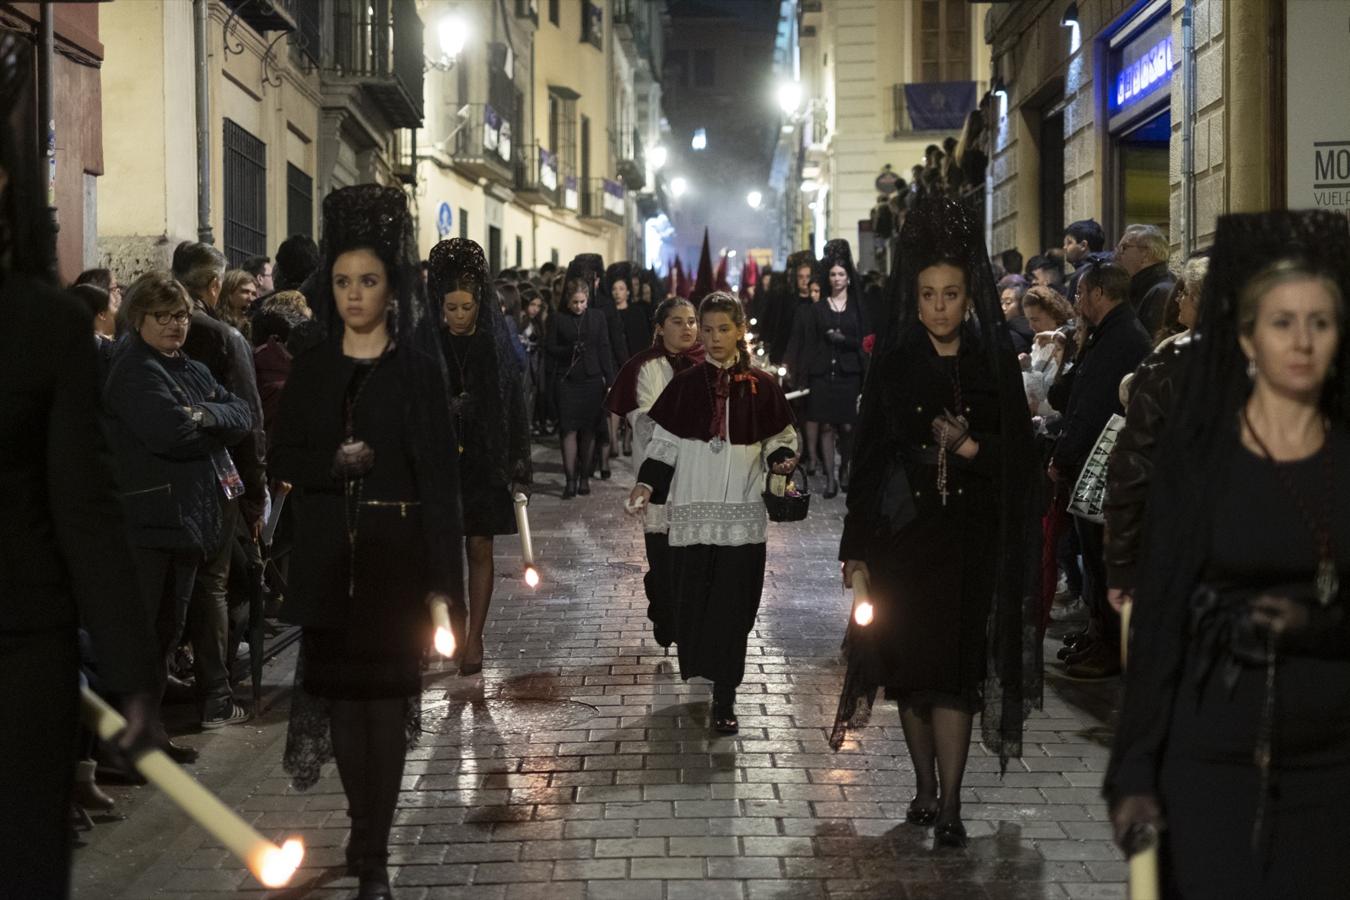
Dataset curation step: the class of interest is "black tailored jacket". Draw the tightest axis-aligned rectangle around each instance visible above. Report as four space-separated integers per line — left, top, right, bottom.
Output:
0 272 157 693
1129 261 1174 338
785 298 867 379
103 336 252 553
1103 334 1192 590
181 299 267 521
1051 302 1152 477
547 308 615 383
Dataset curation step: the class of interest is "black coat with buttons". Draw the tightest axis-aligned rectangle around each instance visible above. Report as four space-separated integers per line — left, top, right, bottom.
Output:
839 325 1005 704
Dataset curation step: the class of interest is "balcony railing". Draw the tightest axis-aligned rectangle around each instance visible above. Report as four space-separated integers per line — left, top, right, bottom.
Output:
223 0 298 34
451 103 514 184
616 127 645 191
580 178 625 226
514 143 560 206
328 0 424 128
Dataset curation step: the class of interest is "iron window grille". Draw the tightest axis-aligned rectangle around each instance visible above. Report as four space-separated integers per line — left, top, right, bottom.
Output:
286 163 313 239
223 118 267 267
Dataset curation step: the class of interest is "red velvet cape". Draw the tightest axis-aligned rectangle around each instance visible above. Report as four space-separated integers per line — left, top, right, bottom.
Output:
647 360 795 445
605 341 705 417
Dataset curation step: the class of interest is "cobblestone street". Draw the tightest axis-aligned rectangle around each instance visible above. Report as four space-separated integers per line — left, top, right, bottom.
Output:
73 447 1125 900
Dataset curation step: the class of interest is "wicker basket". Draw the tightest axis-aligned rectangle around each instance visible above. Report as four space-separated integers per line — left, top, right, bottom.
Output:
763 470 811 523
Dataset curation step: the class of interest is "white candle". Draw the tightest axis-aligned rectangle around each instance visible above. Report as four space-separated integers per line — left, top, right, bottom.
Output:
1129 843 1160 899
514 492 540 587
1120 598 1133 669
850 571 874 627
429 595 457 657
80 687 304 888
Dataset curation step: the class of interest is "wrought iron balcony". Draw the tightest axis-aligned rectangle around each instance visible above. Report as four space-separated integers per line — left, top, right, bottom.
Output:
451 103 515 184
223 0 298 35
616 127 646 191
327 0 424 128
514 143 560 206
580 178 626 226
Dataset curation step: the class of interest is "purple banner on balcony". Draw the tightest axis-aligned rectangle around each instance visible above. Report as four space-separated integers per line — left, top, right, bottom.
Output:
904 81 976 132
539 147 558 190
602 178 625 216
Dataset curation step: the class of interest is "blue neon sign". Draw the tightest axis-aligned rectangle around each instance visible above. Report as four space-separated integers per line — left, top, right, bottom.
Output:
1112 33 1174 113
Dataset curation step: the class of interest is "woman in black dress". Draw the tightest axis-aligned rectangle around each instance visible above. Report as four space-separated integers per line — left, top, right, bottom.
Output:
832 196 1037 848
429 238 532 676
274 185 463 899
786 239 868 498
547 276 615 498
1108 210 1350 898
609 261 654 456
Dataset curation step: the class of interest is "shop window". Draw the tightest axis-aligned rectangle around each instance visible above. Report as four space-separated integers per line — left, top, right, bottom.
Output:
914 0 970 83
286 163 313 239
223 118 267 267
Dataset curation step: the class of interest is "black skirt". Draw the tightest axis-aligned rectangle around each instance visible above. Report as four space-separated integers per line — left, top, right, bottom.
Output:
805 371 861 425
460 448 518 537
557 375 606 434
670 542 767 687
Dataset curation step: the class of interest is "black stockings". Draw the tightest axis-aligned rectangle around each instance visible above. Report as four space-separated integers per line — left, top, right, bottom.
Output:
898 701 973 825
561 430 595 481
330 697 408 868
803 422 821 471
463 536 494 668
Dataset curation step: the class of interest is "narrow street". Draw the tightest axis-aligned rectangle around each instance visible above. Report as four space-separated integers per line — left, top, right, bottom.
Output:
73 446 1124 900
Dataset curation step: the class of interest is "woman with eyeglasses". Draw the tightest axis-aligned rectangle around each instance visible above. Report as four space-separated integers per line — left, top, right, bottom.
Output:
102 271 253 761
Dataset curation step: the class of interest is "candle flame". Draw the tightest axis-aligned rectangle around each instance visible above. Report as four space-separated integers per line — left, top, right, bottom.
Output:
434 626 456 658
524 566 540 588
256 838 305 888
853 601 874 627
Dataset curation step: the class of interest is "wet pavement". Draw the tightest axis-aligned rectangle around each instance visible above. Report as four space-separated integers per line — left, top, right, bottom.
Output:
73 445 1125 900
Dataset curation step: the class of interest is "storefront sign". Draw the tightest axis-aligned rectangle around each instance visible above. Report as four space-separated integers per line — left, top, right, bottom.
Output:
1110 20 1173 115
1287 0 1350 212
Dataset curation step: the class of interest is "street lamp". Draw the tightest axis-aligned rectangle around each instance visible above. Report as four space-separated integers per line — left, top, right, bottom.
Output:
1061 2 1081 53
746 190 763 209
777 81 803 116
429 12 469 70
801 179 819 193
691 128 707 151
670 176 689 198
649 145 668 169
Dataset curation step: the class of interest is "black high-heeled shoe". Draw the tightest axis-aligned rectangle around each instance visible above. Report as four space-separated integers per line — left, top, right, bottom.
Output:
823 475 839 500
934 818 967 848
905 798 939 826
711 704 738 735
577 476 591 495
562 477 577 499
356 861 394 899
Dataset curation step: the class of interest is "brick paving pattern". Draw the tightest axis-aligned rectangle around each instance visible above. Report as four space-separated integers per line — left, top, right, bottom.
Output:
73 447 1125 899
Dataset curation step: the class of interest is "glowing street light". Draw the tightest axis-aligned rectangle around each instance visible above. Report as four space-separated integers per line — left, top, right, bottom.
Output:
670 176 689 198
746 190 763 209
437 13 469 61
777 81 803 115
801 179 819 193
649 144 668 169
691 128 707 151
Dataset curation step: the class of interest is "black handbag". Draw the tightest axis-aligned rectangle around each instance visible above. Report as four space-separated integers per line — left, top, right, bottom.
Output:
764 469 811 522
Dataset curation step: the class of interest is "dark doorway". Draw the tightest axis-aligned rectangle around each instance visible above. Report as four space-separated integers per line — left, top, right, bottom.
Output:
1038 111 1065 255
488 226 502 276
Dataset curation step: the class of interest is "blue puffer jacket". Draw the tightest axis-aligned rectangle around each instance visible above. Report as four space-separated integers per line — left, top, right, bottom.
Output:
103 335 252 553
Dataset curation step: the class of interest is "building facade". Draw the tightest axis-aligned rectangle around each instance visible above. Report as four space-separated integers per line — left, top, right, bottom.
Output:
778 0 990 263
98 0 417 275
2 2 107 283
985 0 1350 263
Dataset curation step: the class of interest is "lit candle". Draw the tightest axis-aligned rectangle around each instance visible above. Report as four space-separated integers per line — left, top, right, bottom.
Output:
850 570 874 627
514 492 540 587
1120 598 1133 670
79 687 304 888
1125 822 1160 900
429 594 457 657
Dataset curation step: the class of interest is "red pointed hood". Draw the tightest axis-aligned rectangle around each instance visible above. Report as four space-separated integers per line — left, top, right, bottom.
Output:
691 229 715 302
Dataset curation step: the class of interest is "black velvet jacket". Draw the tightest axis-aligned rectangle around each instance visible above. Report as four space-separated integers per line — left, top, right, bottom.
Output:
547 308 616 383
271 340 464 634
